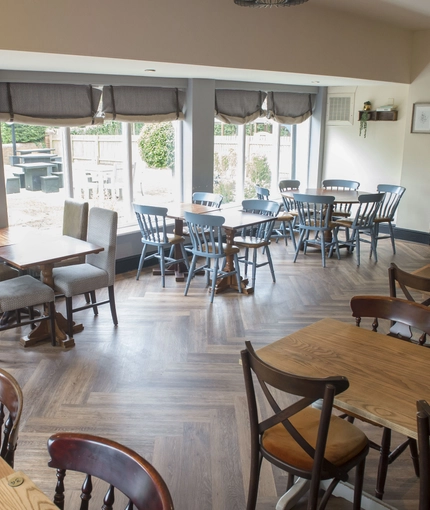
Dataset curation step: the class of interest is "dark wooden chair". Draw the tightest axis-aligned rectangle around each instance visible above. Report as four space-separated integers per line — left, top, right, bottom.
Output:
388 262 430 343
417 399 430 510
0 368 23 468
47 432 174 510
241 341 369 510
350 295 430 500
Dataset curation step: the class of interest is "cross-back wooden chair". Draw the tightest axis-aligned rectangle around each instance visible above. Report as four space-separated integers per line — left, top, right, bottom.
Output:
388 262 430 343
417 400 430 510
0 368 23 468
241 341 369 510
47 432 174 510
350 295 430 500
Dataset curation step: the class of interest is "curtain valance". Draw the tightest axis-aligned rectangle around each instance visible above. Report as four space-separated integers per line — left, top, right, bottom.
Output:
102 86 185 122
267 92 315 124
215 90 266 125
0 83 102 126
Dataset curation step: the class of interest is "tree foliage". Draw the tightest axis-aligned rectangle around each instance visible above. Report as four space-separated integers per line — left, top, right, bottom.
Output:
0 123 46 144
244 155 271 198
138 122 175 170
70 121 122 135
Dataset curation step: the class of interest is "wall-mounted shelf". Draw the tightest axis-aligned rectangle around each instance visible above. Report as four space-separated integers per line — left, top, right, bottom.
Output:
358 110 398 121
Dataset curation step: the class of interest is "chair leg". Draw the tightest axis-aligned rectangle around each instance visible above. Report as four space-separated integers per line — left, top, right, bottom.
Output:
375 427 391 500
108 285 118 326
293 230 306 263
184 256 197 296
234 254 242 294
388 221 396 254
136 244 148 280
159 247 166 288
90 291 98 315
409 438 420 477
266 246 276 283
355 232 361 266
251 249 258 288
288 221 297 251
320 231 326 268
210 259 219 303
353 457 366 510
246 450 262 510
179 243 190 270
84 292 91 304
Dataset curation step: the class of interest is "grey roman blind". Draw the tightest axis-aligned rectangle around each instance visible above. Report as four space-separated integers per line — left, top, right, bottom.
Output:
0 83 102 126
102 86 185 122
215 90 266 125
267 92 315 124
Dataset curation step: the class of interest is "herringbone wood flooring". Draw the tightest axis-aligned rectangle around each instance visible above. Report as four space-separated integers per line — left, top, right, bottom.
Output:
1 237 429 509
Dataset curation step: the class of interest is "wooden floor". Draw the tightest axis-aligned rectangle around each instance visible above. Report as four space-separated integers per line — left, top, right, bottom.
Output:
1 236 429 510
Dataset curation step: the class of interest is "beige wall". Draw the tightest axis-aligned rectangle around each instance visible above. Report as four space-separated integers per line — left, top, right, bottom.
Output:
2 0 411 84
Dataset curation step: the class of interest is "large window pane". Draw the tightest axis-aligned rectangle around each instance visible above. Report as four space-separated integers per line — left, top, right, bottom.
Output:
1 122 66 231
214 122 238 204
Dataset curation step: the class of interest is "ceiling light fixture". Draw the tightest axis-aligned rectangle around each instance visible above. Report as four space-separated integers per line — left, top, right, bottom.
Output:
234 0 308 7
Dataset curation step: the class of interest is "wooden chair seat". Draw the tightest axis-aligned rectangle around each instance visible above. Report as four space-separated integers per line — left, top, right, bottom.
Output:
166 233 187 244
233 235 268 249
263 406 368 471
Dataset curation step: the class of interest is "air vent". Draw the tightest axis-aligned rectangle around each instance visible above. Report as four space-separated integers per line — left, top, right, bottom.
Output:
327 94 354 125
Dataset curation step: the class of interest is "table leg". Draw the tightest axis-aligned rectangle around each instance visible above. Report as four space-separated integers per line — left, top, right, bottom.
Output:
214 227 253 295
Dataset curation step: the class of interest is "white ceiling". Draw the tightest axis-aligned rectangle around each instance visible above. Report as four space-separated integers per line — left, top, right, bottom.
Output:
0 0 429 88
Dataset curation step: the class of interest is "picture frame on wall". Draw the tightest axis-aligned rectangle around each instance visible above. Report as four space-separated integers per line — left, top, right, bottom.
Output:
411 103 430 133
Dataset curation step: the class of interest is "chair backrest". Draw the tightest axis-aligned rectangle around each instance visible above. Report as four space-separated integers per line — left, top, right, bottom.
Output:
322 179 360 191
348 193 385 230
0 368 23 467
184 211 226 258
133 203 170 245
47 432 174 510
255 185 270 200
241 341 350 480
350 295 430 344
376 184 406 220
62 199 89 240
417 400 430 510
86 207 118 286
293 193 335 230
192 192 223 208
389 263 430 305
279 180 300 213
241 199 280 241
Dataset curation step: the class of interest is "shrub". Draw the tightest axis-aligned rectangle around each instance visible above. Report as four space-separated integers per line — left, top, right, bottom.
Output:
0 123 46 145
138 122 175 170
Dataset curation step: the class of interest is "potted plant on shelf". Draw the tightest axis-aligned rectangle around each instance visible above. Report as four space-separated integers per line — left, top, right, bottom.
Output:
359 101 372 138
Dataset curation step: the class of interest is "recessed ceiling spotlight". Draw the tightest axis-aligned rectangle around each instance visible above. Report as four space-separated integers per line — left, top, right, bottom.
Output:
144 69 156 72
311 80 320 84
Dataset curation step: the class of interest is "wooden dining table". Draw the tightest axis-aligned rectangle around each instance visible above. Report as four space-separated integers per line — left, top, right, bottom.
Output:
0 457 57 510
280 188 370 204
204 206 275 295
0 230 104 348
256 317 430 510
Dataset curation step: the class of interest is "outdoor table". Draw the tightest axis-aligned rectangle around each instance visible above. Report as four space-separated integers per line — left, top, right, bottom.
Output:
14 162 58 191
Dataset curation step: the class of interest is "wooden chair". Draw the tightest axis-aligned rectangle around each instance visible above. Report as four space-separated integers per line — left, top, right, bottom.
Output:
133 204 190 287
192 191 223 208
279 179 300 228
0 368 23 468
47 432 174 510
373 184 406 254
330 193 384 266
293 193 340 268
0 275 57 346
255 185 296 250
350 295 430 500
184 211 242 303
241 341 369 510
388 262 430 342
52 207 118 336
322 179 360 220
234 199 280 289
417 399 430 510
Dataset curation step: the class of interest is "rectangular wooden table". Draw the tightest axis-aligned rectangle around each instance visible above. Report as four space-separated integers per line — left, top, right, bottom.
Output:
0 457 57 510
0 233 104 348
257 317 430 510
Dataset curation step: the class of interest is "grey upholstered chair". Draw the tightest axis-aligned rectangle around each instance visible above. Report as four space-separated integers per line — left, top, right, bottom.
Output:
56 199 89 267
0 275 57 345
52 207 118 336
